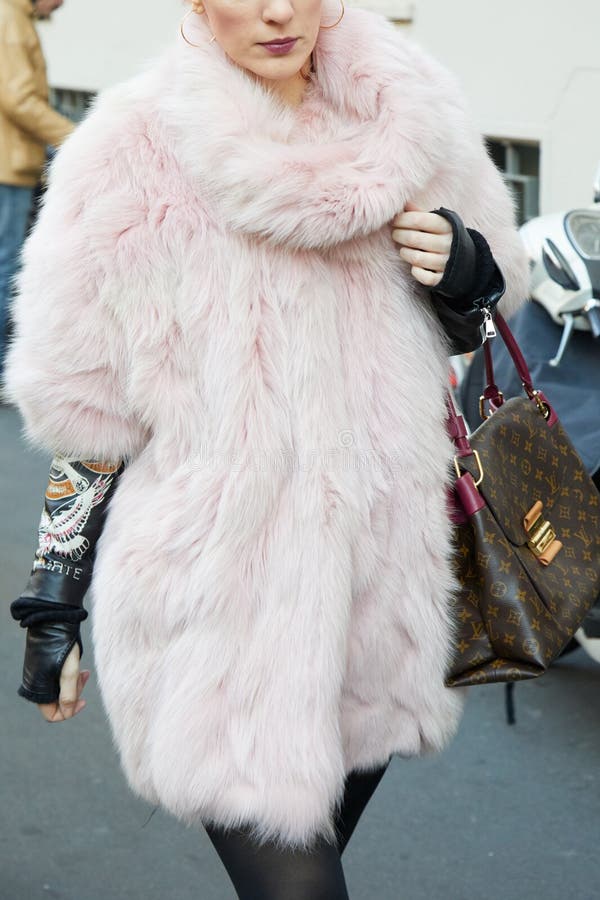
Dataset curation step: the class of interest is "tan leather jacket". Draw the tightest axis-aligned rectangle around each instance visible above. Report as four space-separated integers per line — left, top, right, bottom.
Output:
0 0 74 187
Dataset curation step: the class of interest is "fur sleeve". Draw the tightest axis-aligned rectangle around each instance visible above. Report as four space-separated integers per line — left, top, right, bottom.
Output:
2 96 151 461
408 44 530 320
432 140 530 320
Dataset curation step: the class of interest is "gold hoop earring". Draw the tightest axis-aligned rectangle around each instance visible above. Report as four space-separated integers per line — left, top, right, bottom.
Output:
180 8 216 46
319 0 344 29
299 61 312 82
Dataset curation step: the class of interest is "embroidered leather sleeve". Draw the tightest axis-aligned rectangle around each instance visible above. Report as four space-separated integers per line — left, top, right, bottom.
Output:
10 457 124 704
429 207 506 355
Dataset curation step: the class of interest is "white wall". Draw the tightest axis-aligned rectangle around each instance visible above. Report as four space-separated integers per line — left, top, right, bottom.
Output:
38 0 600 214
405 0 600 214
37 0 182 92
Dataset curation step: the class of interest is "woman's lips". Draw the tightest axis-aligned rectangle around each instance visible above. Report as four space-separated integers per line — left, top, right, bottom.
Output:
260 38 298 55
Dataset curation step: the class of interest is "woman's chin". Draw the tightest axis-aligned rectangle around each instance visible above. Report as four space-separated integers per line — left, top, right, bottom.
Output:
238 44 309 84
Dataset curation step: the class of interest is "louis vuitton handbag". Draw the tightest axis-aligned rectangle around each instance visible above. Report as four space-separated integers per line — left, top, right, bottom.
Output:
445 312 600 688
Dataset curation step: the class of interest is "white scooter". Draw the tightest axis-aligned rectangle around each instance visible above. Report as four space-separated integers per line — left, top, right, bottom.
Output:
456 165 600 662
520 166 600 366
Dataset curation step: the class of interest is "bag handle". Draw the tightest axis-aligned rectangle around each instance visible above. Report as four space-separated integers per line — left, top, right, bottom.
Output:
484 311 534 393
445 391 476 459
446 311 557 459
480 311 555 423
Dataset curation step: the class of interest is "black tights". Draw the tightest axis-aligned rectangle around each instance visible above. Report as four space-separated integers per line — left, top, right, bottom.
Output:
204 758 391 900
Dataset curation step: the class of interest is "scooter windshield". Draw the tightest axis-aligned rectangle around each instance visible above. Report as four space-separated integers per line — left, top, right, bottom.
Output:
565 209 600 260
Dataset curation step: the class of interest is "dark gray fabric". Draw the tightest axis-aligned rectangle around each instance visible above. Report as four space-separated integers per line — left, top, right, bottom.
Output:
460 300 600 474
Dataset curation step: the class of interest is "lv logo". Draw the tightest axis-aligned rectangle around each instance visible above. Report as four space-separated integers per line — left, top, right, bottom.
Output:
523 501 563 566
470 621 484 639
574 527 593 549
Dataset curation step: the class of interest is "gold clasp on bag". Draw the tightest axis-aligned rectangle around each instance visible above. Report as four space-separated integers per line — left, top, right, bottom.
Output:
523 501 563 565
531 390 551 421
478 391 503 422
454 449 484 486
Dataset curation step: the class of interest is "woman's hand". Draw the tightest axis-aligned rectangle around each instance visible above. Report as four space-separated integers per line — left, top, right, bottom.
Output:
38 644 90 723
391 202 453 288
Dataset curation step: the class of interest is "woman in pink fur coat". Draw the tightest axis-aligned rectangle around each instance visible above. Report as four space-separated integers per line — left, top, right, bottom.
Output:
4 0 528 894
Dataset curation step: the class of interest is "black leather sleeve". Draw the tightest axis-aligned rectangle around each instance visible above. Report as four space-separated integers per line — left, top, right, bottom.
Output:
429 207 507 355
11 457 124 704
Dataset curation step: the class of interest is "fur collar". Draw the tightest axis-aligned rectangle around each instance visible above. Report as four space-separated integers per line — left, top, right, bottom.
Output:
160 6 462 250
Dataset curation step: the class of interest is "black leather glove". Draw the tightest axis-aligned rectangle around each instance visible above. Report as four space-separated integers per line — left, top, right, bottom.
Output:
11 457 124 704
15 621 84 704
429 207 506 354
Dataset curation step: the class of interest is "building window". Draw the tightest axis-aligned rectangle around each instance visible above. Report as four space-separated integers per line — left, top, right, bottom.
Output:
486 138 540 225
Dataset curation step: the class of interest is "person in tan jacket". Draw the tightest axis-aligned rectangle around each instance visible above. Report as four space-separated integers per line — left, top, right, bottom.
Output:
0 0 74 373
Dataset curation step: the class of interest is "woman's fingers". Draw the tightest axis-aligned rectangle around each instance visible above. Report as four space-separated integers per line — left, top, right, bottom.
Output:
37 650 91 723
410 266 444 288
398 247 448 272
59 670 90 717
391 210 452 234
391 204 453 288
57 644 82 719
38 699 87 723
58 668 90 720
38 688 89 722
391 228 452 254
38 701 58 722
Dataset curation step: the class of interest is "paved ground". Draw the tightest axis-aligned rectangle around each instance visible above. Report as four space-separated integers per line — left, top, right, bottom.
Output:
1 402 599 900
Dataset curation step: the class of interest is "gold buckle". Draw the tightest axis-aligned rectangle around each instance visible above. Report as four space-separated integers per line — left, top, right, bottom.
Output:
527 519 557 556
478 391 503 421
531 390 551 421
523 501 562 564
454 449 484 487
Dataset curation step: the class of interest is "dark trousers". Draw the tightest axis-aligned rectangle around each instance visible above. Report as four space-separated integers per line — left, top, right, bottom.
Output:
0 183 34 374
205 758 391 900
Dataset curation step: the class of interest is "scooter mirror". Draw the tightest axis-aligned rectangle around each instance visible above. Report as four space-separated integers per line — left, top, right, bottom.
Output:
542 238 581 292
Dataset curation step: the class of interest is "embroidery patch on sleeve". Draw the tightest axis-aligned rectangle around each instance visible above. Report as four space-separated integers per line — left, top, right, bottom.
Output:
34 456 121 567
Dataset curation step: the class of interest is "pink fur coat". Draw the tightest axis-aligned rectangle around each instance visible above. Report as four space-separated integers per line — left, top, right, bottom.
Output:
4 7 529 848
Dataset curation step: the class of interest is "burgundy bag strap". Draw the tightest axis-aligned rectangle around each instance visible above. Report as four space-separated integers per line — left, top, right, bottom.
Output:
445 391 473 458
484 312 536 398
446 310 557 456
482 341 503 412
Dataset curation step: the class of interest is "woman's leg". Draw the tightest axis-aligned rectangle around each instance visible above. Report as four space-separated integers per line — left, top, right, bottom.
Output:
204 758 392 898
334 757 392 855
204 824 349 900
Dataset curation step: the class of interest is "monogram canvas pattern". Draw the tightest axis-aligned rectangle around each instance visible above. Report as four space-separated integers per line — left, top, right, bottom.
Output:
446 397 600 687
